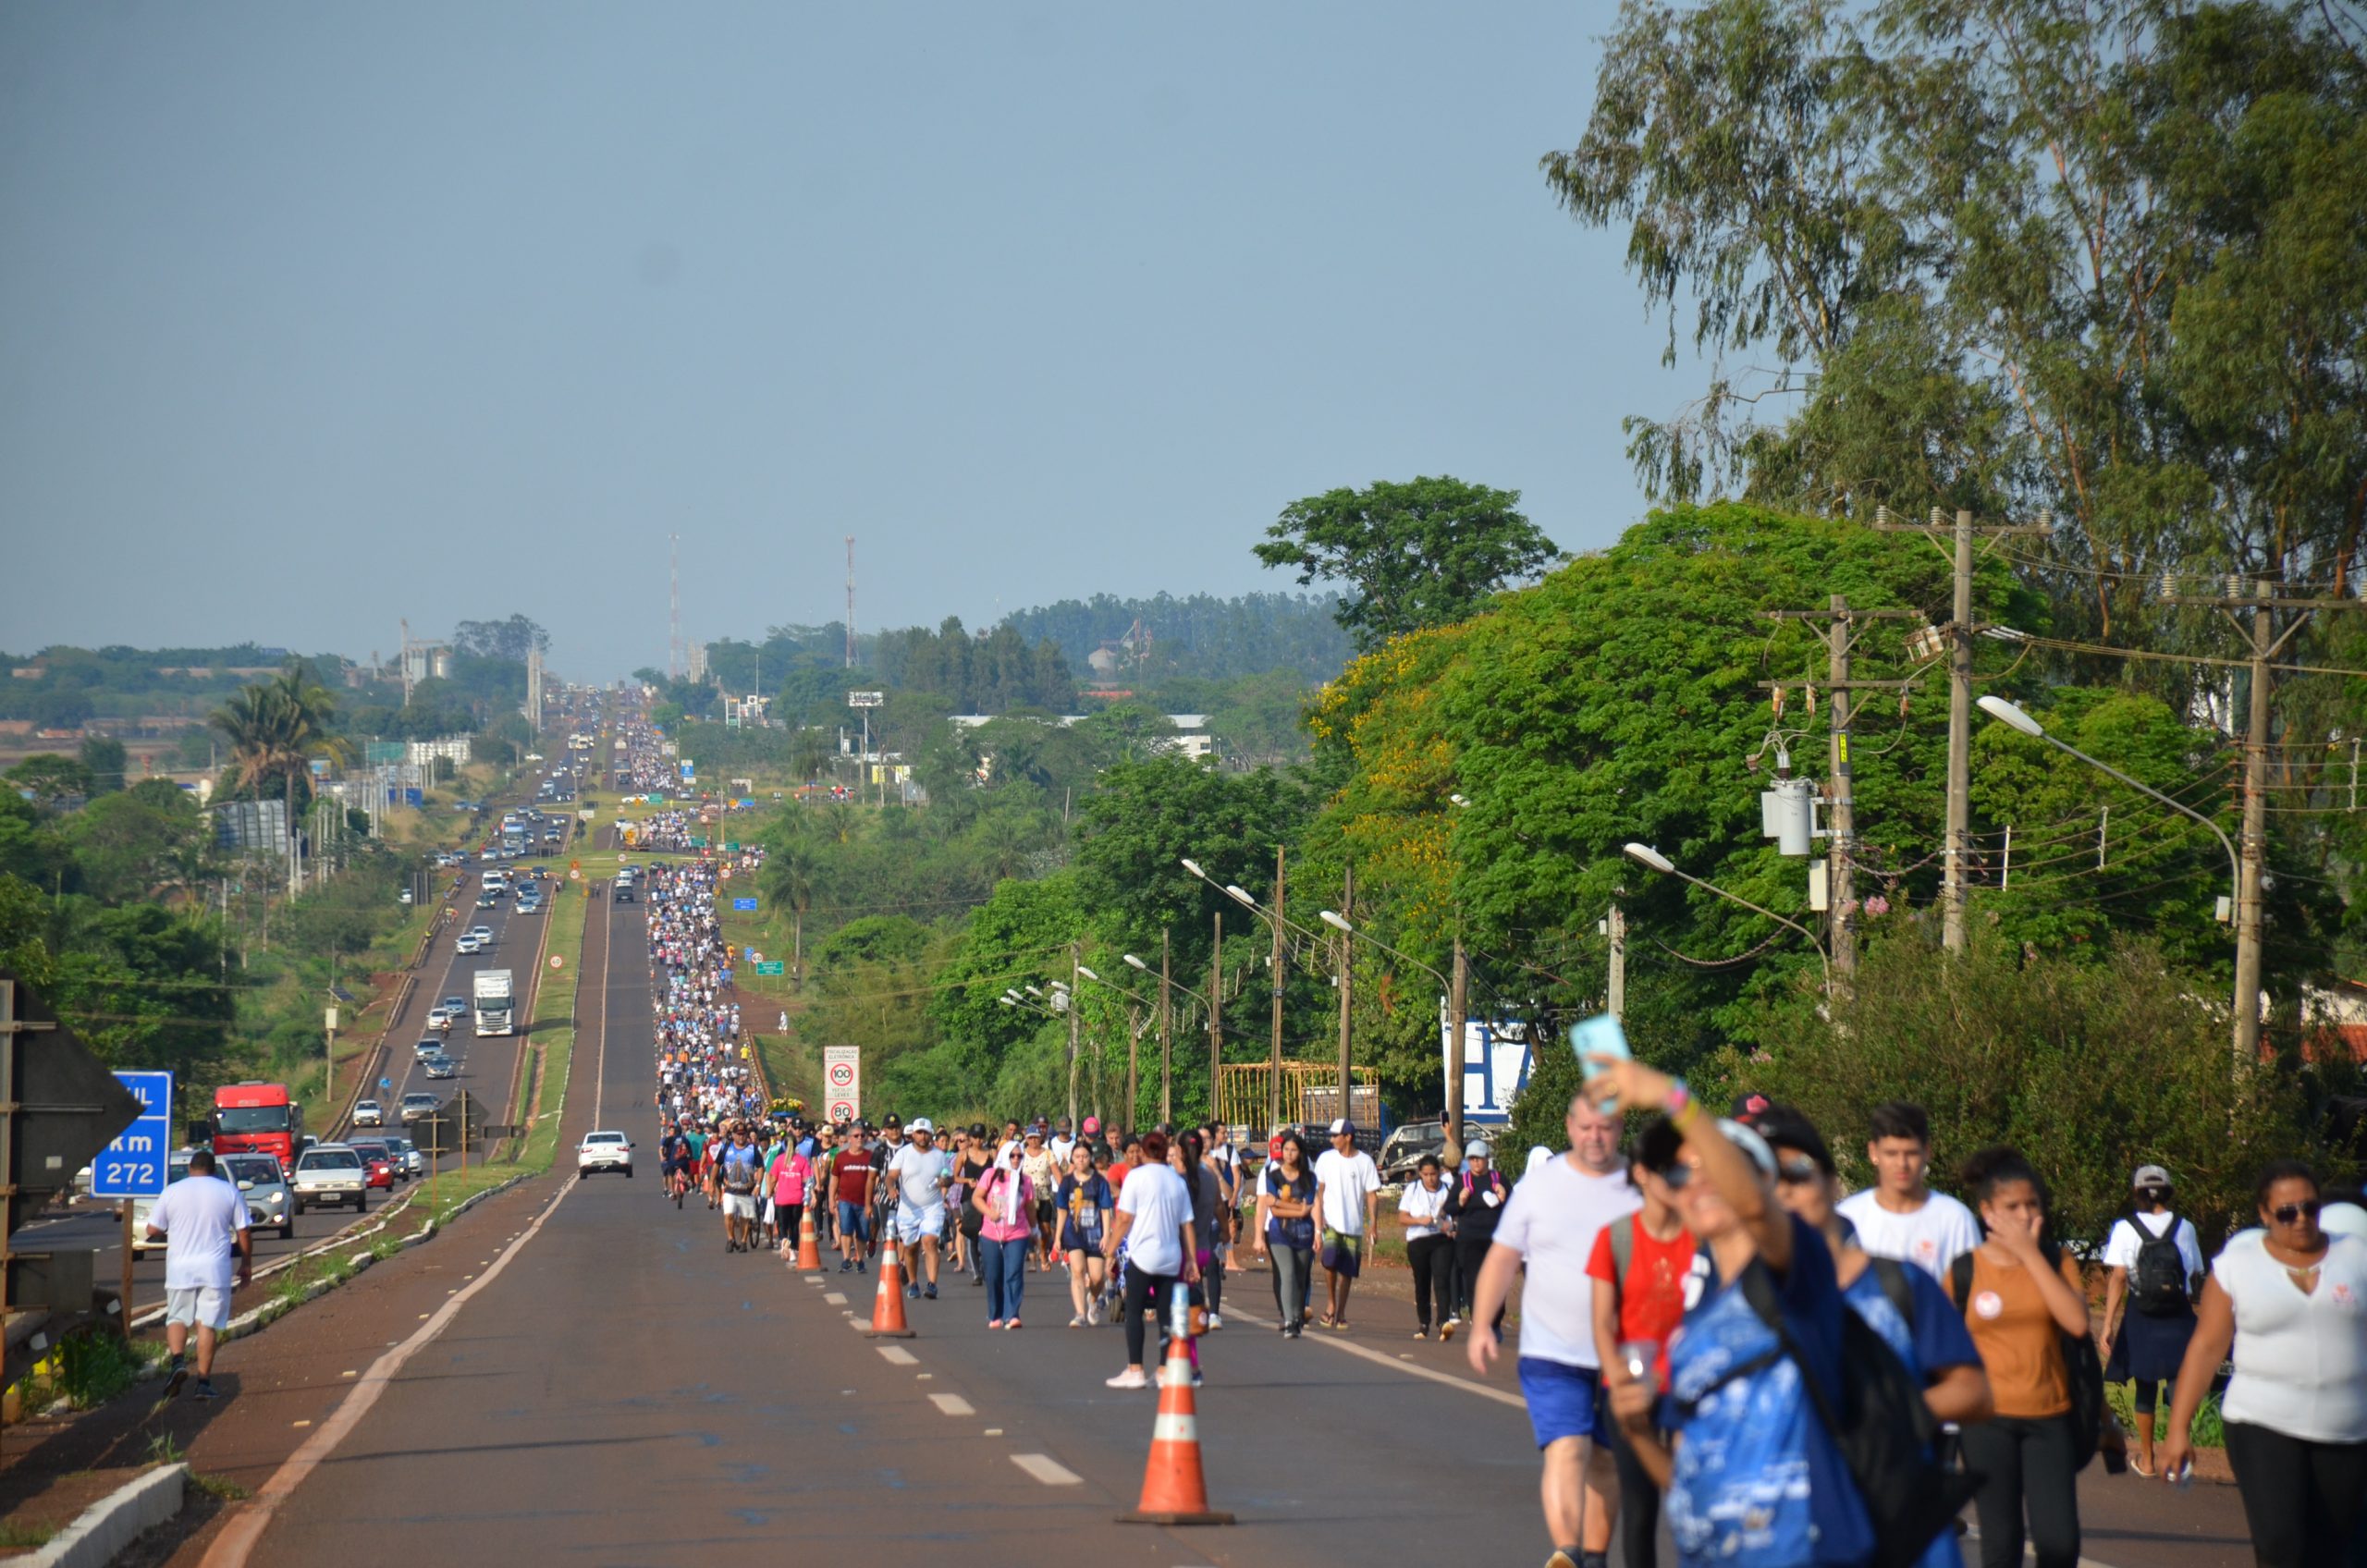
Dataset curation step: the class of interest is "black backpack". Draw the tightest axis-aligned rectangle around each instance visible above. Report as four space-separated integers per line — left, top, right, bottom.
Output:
1727 1262 1977 1568
2129 1219 2193 1317
1952 1247 2106 1471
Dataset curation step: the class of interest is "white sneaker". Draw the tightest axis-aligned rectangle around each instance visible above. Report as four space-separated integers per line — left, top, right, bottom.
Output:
1207 1312 1223 1330
1085 1298 1101 1327
1104 1367 1150 1390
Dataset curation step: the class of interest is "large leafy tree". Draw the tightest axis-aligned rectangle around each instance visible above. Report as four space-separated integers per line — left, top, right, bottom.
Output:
1255 476 1561 652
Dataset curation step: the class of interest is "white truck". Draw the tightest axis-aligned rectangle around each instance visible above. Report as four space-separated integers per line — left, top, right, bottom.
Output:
473 969 515 1036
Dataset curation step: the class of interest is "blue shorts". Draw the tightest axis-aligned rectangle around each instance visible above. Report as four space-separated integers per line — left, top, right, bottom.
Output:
836 1202 870 1241
1517 1357 1602 1449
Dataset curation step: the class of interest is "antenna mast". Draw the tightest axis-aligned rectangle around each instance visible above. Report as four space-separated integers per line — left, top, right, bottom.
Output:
845 534 856 668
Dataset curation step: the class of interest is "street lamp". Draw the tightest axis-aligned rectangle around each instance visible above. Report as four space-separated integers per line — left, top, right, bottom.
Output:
1621 842 1833 996
1976 694 2245 1057
1318 909 1451 989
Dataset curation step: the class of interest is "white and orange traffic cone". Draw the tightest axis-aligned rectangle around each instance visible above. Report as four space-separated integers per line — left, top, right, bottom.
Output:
1116 1321 1232 1525
792 1205 824 1271
866 1238 916 1339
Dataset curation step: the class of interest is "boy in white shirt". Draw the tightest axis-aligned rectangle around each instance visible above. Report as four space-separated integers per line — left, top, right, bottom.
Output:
1833 1099 1980 1282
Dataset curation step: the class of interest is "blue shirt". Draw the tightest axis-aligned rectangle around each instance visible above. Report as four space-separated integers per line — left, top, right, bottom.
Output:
1843 1262 1981 1568
1664 1217 1874 1568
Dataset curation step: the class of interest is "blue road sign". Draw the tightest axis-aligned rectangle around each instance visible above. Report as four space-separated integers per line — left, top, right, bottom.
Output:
733 897 757 912
92 1070 174 1199
746 947 759 961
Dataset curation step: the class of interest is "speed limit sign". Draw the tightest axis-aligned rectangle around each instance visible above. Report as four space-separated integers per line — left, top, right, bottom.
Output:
548 955 564 970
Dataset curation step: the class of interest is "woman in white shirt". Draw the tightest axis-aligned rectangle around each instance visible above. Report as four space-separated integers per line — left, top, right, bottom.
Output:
1398 1155 1454 1340
1100 1131 1197 1390
2163 1160 2367 1568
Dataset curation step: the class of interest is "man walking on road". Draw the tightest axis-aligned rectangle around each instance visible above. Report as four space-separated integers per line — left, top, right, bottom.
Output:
1312 1120 1380 1330
1466 1094 1640 1568
833 1125 877 1274
888 1119 952 1300
717 1123 762 1253
145 1149 252 1402
1833 1100 1981 1283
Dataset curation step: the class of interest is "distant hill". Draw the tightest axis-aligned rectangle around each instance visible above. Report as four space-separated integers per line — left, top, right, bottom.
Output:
1000 592 1351 686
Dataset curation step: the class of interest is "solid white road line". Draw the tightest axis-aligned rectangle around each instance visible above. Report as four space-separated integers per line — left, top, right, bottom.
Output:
927 1392 975 1416
1221 1304 1527 1411
1009 1453 1083 1487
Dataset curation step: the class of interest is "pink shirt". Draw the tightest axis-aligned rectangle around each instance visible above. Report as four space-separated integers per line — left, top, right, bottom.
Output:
976 1169 1036 1243
768 1152 810 1206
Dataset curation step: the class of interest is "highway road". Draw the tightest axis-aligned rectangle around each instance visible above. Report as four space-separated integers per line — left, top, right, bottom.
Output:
160 864 2262 1568
15 824 564 1320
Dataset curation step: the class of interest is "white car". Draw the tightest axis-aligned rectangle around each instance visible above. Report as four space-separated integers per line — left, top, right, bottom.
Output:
292 1145 368 1214
352 1098 385 1128
468 925 495 946
455 933 483 955
576 1131 633 1178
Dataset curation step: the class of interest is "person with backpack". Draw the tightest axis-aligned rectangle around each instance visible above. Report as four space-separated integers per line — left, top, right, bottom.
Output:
2095 1164 2203 1476
1441 1139 1511 1336
1949 1147 2097 1568
1582 1058 1876 1568
1586 1121 1705 1568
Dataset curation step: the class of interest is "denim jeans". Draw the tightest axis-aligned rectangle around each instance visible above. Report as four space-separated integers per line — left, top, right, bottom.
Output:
982 1236 1027 1322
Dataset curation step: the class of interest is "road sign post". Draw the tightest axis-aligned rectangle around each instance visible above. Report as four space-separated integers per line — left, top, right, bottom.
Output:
823 1046 861 1125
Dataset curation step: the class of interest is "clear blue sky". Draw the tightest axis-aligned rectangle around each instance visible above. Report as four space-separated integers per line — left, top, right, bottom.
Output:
0 3 1689 680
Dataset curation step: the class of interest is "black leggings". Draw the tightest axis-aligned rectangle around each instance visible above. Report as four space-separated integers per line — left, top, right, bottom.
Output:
1603 1413 1665 1568
1453 1229 1495 1317
1123 1265 1177 1368
1958 1413 2081 1568
1407 1234 1453 1329
2223 1420 2367 1568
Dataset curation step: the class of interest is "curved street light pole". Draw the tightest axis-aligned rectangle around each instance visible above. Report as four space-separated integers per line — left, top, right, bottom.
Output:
1621 843 1833 997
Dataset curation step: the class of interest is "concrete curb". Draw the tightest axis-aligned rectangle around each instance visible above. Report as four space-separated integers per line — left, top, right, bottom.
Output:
23 1463 185 1568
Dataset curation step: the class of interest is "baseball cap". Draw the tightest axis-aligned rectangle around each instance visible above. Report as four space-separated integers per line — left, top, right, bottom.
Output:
1329 1119 1355 1136
909 1117 934 1133
883 1114 902 1129
2133 1164 2172 1189
1730 1091 1773 1122
1082 1116 1100 1134
1465 1140 1492 1160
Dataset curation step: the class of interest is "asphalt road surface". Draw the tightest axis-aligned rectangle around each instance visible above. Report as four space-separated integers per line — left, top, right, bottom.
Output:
18 844 557 1319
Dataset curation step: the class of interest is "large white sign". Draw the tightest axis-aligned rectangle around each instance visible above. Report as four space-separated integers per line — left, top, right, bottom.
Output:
1440 1014 1538 1126
823 1045 861 1125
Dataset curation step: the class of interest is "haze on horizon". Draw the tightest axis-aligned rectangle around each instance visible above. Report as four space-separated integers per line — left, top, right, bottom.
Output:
0 3 1683 680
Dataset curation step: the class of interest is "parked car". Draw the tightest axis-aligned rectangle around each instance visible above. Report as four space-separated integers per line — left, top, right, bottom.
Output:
352 1098 385 1128
225 1152 297 1239
576 1130 633 1177
1379 1119 1452 1185
292 1145 368 1214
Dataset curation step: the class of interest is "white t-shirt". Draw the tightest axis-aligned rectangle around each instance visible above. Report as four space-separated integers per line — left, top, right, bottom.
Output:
149 1174 250 1292
2320 1200 2367 1243
1491 1156 1641 1368
1398 1182 1452 1242
2214 1230 2367 1442
1313 1147 1382 1236
888 1145 950 1213
2103 1211 2205 1283
1118 1163 1192 1276
1049 1134 1076 1165
1835 1188 1982 1283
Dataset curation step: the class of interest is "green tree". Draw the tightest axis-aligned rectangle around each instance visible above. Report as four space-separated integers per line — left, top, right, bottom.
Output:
6 753 96 804
78 736 128 794
1254 476 1561 652
1071 754 1312 962
63 781 207 905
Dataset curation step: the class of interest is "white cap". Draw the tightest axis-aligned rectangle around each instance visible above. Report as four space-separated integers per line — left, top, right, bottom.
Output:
909 1117 934 1133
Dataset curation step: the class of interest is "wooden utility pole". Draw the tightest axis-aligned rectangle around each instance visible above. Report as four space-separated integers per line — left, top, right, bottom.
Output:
1159 929 1172 1123
1208 911 1222 1129
1445 938 1468 1156
1871 507 2052 950
1335 862 1353 1126
1603 905 1625 1017
1268 846 1285 1138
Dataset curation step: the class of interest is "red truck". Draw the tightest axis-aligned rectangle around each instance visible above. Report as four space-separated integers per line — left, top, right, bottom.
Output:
210 1082 305 1170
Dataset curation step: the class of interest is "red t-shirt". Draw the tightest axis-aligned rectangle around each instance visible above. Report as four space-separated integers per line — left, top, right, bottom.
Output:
834 1151 875 1205
1585 1218 1697 1387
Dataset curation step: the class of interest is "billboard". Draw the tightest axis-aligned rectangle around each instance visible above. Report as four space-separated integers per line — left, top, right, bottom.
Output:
822 1046 861 1125
847 691 884 708
1440 1014 1539 1127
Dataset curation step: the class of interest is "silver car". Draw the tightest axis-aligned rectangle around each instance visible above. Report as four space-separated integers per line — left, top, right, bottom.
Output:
225 1152 297 1239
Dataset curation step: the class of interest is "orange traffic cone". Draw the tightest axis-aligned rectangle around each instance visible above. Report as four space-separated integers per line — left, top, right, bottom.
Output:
792 1205 824 1270
1116 1331 1233 1525
866 1241 915 1339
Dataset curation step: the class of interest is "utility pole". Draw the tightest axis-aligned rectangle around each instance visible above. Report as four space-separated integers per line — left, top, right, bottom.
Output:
1335 861 1353 1127
1445 938 1468 1158
1268 846 1285 1138
1066 941 1081 1134
1603 905 1625 1018
1209 911 1222 1129
1159 928 1173 1123
1871 507 2053 951
844 535 857 669
2162 577 2363 1062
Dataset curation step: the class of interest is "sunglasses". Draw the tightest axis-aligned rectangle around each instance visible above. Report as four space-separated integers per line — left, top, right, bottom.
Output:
2271 1199 2323 1225
1775 1158 1821 1185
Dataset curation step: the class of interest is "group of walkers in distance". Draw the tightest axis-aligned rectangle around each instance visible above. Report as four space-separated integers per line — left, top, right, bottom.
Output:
1466 1053 2367 1568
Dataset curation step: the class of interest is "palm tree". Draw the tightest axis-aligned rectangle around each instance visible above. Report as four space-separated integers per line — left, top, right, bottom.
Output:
209 662 352 894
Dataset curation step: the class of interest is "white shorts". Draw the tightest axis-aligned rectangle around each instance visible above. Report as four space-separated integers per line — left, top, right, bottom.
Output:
166 1286 232 1331
896 1204 946 1243
721 1192 758 1219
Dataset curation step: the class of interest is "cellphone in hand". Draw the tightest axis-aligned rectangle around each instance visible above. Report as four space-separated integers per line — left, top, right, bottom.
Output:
1570 1014 1632 1107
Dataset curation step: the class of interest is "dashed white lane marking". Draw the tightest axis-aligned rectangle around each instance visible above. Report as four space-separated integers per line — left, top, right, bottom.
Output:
1222 1304 1527 1411
983 1427 1004 1437
1010 1453 1083 1487
928 1392 975 1416
823 1292 848 1305
876 1345 917 1366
